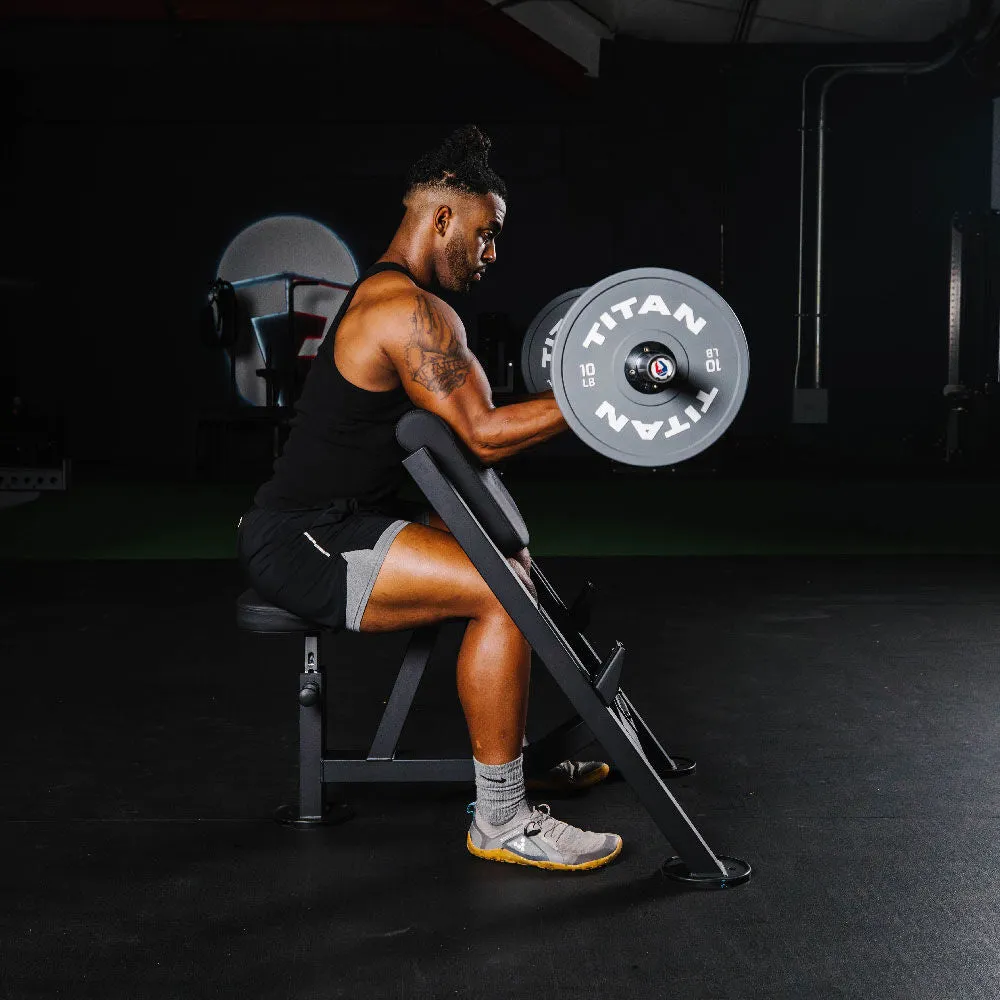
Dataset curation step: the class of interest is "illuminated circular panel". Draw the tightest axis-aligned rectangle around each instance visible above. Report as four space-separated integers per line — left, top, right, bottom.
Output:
217 215 359 407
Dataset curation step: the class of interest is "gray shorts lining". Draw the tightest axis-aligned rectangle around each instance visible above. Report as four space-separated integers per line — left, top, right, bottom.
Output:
343 518 410 631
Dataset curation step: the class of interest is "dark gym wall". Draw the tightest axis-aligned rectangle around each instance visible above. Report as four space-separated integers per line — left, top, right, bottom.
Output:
0 21 992 470
814 61 991 449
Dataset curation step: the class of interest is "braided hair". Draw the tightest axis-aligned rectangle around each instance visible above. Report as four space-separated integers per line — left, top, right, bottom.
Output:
404 125 507 201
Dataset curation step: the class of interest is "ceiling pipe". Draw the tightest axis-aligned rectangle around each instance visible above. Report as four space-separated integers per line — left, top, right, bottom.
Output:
795 1 990 391
731 0 761 45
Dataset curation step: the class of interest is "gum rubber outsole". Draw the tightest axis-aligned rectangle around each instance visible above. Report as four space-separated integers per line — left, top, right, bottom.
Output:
466 832 623 871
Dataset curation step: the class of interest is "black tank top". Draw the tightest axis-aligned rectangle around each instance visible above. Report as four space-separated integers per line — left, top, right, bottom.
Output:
253 262 417 512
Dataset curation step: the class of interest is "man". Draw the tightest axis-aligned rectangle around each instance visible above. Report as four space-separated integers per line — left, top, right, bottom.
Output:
238 125 621 872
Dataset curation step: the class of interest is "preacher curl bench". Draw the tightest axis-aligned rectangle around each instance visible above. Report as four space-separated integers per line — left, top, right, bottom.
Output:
236 409 751 888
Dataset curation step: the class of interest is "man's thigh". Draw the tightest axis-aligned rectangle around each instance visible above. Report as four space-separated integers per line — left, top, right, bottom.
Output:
360 523 504 633
239 506 409 631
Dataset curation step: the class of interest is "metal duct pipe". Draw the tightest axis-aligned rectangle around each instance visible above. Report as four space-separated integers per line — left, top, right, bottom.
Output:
795 59 866 390
794 6 987 392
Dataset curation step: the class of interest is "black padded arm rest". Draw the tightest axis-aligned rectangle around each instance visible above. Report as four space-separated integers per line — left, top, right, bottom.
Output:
396 409 529 557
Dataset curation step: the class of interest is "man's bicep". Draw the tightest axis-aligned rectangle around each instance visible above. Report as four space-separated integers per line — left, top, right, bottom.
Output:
392 293 468 397
383 292 495 447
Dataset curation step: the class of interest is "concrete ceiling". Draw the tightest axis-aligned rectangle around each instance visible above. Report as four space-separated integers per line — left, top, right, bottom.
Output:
572 0 972 44
490 0 986 76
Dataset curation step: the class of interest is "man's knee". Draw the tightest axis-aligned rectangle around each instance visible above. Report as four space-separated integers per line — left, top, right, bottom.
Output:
470 566 535 619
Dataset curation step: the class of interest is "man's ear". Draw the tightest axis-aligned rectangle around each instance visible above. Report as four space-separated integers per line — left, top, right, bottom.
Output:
434 204 453 236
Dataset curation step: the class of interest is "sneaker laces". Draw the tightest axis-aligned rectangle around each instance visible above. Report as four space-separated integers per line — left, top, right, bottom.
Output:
524 803 575 849
524 803 550 835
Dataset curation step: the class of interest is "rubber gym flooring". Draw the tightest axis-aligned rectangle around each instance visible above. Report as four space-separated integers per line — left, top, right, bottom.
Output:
3 471 1000 999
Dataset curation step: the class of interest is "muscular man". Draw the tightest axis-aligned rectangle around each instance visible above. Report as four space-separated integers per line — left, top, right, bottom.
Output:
238 126 621 872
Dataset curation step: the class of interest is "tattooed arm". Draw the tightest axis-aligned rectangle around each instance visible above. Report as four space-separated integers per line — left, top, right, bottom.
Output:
382 290 567 465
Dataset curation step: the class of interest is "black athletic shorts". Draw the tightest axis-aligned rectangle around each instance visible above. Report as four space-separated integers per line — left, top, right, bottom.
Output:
236 499 432 632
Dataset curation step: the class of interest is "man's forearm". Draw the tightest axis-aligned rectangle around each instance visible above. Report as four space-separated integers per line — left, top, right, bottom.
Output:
475 395 567 463
496 389 556 405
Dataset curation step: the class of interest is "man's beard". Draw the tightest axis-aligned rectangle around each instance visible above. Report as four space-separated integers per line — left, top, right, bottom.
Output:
444 233 476 292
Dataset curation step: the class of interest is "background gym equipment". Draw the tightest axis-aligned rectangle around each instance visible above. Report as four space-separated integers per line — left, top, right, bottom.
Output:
197 270 352 475
195 216 359 478
474 311 517 396
943 211 1000 466
0 278 69 499
214 215 358 409
524 269 750 467
229 272 351 411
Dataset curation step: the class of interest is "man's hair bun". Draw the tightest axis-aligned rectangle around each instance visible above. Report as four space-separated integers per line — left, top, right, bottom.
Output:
405 125 507 200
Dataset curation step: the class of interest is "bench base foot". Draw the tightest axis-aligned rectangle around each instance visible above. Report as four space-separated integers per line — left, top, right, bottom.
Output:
662 855 752 889
274 802 354 828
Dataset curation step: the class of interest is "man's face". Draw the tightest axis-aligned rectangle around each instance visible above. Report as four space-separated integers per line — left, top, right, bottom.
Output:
439 192 505 293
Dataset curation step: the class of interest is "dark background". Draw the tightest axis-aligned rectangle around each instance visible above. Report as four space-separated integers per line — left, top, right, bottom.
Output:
0 16 993 473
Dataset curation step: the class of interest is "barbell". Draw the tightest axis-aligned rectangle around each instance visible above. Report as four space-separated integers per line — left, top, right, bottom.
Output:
520 268 750 468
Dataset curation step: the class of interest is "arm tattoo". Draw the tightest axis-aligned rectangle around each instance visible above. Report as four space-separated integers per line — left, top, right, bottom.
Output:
405 295 471 397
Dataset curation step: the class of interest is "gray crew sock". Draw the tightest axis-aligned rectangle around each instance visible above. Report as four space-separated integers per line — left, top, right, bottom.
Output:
473 754 528 828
